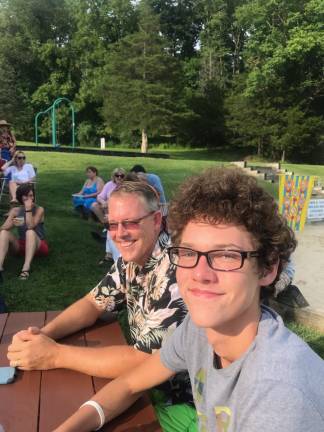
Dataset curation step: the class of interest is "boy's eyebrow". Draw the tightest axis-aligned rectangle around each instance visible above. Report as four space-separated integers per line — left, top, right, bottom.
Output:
179 242 244 250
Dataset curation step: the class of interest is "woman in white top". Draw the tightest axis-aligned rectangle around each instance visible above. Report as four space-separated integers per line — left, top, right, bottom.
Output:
1 151 36 203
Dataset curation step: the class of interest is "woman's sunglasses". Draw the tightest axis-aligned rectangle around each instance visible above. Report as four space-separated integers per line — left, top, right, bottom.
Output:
115 174 125 178
16 156 26 160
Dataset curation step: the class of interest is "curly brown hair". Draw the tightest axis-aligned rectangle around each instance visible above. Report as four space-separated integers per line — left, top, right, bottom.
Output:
168 167 297 277
16 183 35 204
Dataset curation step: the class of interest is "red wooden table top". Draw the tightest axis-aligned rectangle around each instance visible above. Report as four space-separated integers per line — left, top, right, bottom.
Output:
0 312 161 431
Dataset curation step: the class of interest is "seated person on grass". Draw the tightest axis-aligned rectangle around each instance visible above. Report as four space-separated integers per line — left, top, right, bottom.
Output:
0 119 16 163
8 181 197 432
91 168 126 266
55 167 324 432
130 164 166 206
90 167 125 224
0 183 48 282
1 150 36 203
72 166 104 218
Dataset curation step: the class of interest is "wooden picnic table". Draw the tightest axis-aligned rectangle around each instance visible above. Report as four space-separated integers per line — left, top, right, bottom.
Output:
0 312 161 431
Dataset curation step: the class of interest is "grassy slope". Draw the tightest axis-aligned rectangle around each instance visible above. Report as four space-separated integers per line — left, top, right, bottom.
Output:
283 163 324 184
1 151 223 311
1 148 323 356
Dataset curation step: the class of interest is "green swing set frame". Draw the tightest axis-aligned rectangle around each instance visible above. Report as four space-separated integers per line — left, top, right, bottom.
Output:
35 97 75 148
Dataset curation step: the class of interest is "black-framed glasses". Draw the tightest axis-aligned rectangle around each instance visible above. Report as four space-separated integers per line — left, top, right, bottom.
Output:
107 211 156 231
168 247 259 272
115 174 125 179
17 156 26 160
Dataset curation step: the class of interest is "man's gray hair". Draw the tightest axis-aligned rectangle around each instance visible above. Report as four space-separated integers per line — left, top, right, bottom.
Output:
110 181 160 212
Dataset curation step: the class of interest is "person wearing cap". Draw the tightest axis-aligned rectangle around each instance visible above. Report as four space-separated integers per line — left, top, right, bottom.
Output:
1 151 36 203
0 119 16 164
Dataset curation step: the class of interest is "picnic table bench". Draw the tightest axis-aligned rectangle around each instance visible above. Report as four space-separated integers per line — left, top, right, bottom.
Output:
0 312 161 431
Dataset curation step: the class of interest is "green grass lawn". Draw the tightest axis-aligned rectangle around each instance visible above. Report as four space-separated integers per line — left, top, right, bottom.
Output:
1 148 323 357
1 150 223 311
283 163 324 184
287 322 324 359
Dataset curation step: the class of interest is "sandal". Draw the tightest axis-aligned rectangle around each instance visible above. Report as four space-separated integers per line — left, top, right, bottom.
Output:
18 270 30 280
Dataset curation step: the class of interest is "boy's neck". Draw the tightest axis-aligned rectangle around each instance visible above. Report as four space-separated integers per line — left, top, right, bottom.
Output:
206 305 261 368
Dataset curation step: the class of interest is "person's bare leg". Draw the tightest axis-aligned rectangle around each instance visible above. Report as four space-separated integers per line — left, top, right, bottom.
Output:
90 202 106 224
22 229 40 272
0 230 19 270
9 181 18 201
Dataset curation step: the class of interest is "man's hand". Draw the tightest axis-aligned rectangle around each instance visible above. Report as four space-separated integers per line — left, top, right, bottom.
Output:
7 327 59 370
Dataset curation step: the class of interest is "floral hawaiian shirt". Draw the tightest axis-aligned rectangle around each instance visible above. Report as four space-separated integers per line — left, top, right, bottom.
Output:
90 233 193 404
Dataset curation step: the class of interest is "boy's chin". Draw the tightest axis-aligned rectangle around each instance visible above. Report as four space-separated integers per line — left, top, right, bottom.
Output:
188 308 220 329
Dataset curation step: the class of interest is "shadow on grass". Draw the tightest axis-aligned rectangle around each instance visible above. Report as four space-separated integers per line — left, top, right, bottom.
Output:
157 147 249 162
20 141 251 162
287 321 324 360
308 335 324 359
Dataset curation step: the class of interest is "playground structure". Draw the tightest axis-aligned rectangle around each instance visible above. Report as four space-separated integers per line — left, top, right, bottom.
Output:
35 97 75 148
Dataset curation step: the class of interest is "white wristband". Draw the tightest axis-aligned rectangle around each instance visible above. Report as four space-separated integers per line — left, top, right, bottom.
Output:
80 400 105 431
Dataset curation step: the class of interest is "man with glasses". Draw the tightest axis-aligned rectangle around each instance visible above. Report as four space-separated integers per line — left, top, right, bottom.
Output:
8 181 197 431
57 167 324 432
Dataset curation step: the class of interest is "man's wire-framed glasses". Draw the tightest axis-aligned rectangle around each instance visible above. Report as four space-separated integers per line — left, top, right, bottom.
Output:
168 247 259 272
107 211 156 232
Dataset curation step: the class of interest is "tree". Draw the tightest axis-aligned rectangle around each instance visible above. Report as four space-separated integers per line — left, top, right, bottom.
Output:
0 0 74 140
100 0 183 152
226 0 324 160
69 0 138 145
199 0 247 88
149 0 203 59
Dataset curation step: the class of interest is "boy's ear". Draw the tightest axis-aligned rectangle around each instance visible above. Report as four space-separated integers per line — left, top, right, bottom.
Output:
259 260 279 286
153 210 163 228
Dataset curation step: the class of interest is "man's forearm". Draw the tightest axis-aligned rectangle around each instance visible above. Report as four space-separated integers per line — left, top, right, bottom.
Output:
55 344 150 378
42 295 101 340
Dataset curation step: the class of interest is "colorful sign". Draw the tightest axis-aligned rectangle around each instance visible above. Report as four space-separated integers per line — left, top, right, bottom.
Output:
279 175 315 231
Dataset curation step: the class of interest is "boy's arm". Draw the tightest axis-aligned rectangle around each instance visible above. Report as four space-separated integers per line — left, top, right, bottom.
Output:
54 351 175 432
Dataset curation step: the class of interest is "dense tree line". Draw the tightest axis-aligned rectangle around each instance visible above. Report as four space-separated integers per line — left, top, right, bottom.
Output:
0 0 323 160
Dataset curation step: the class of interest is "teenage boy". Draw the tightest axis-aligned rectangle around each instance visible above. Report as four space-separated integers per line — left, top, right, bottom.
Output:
55 167 324 432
